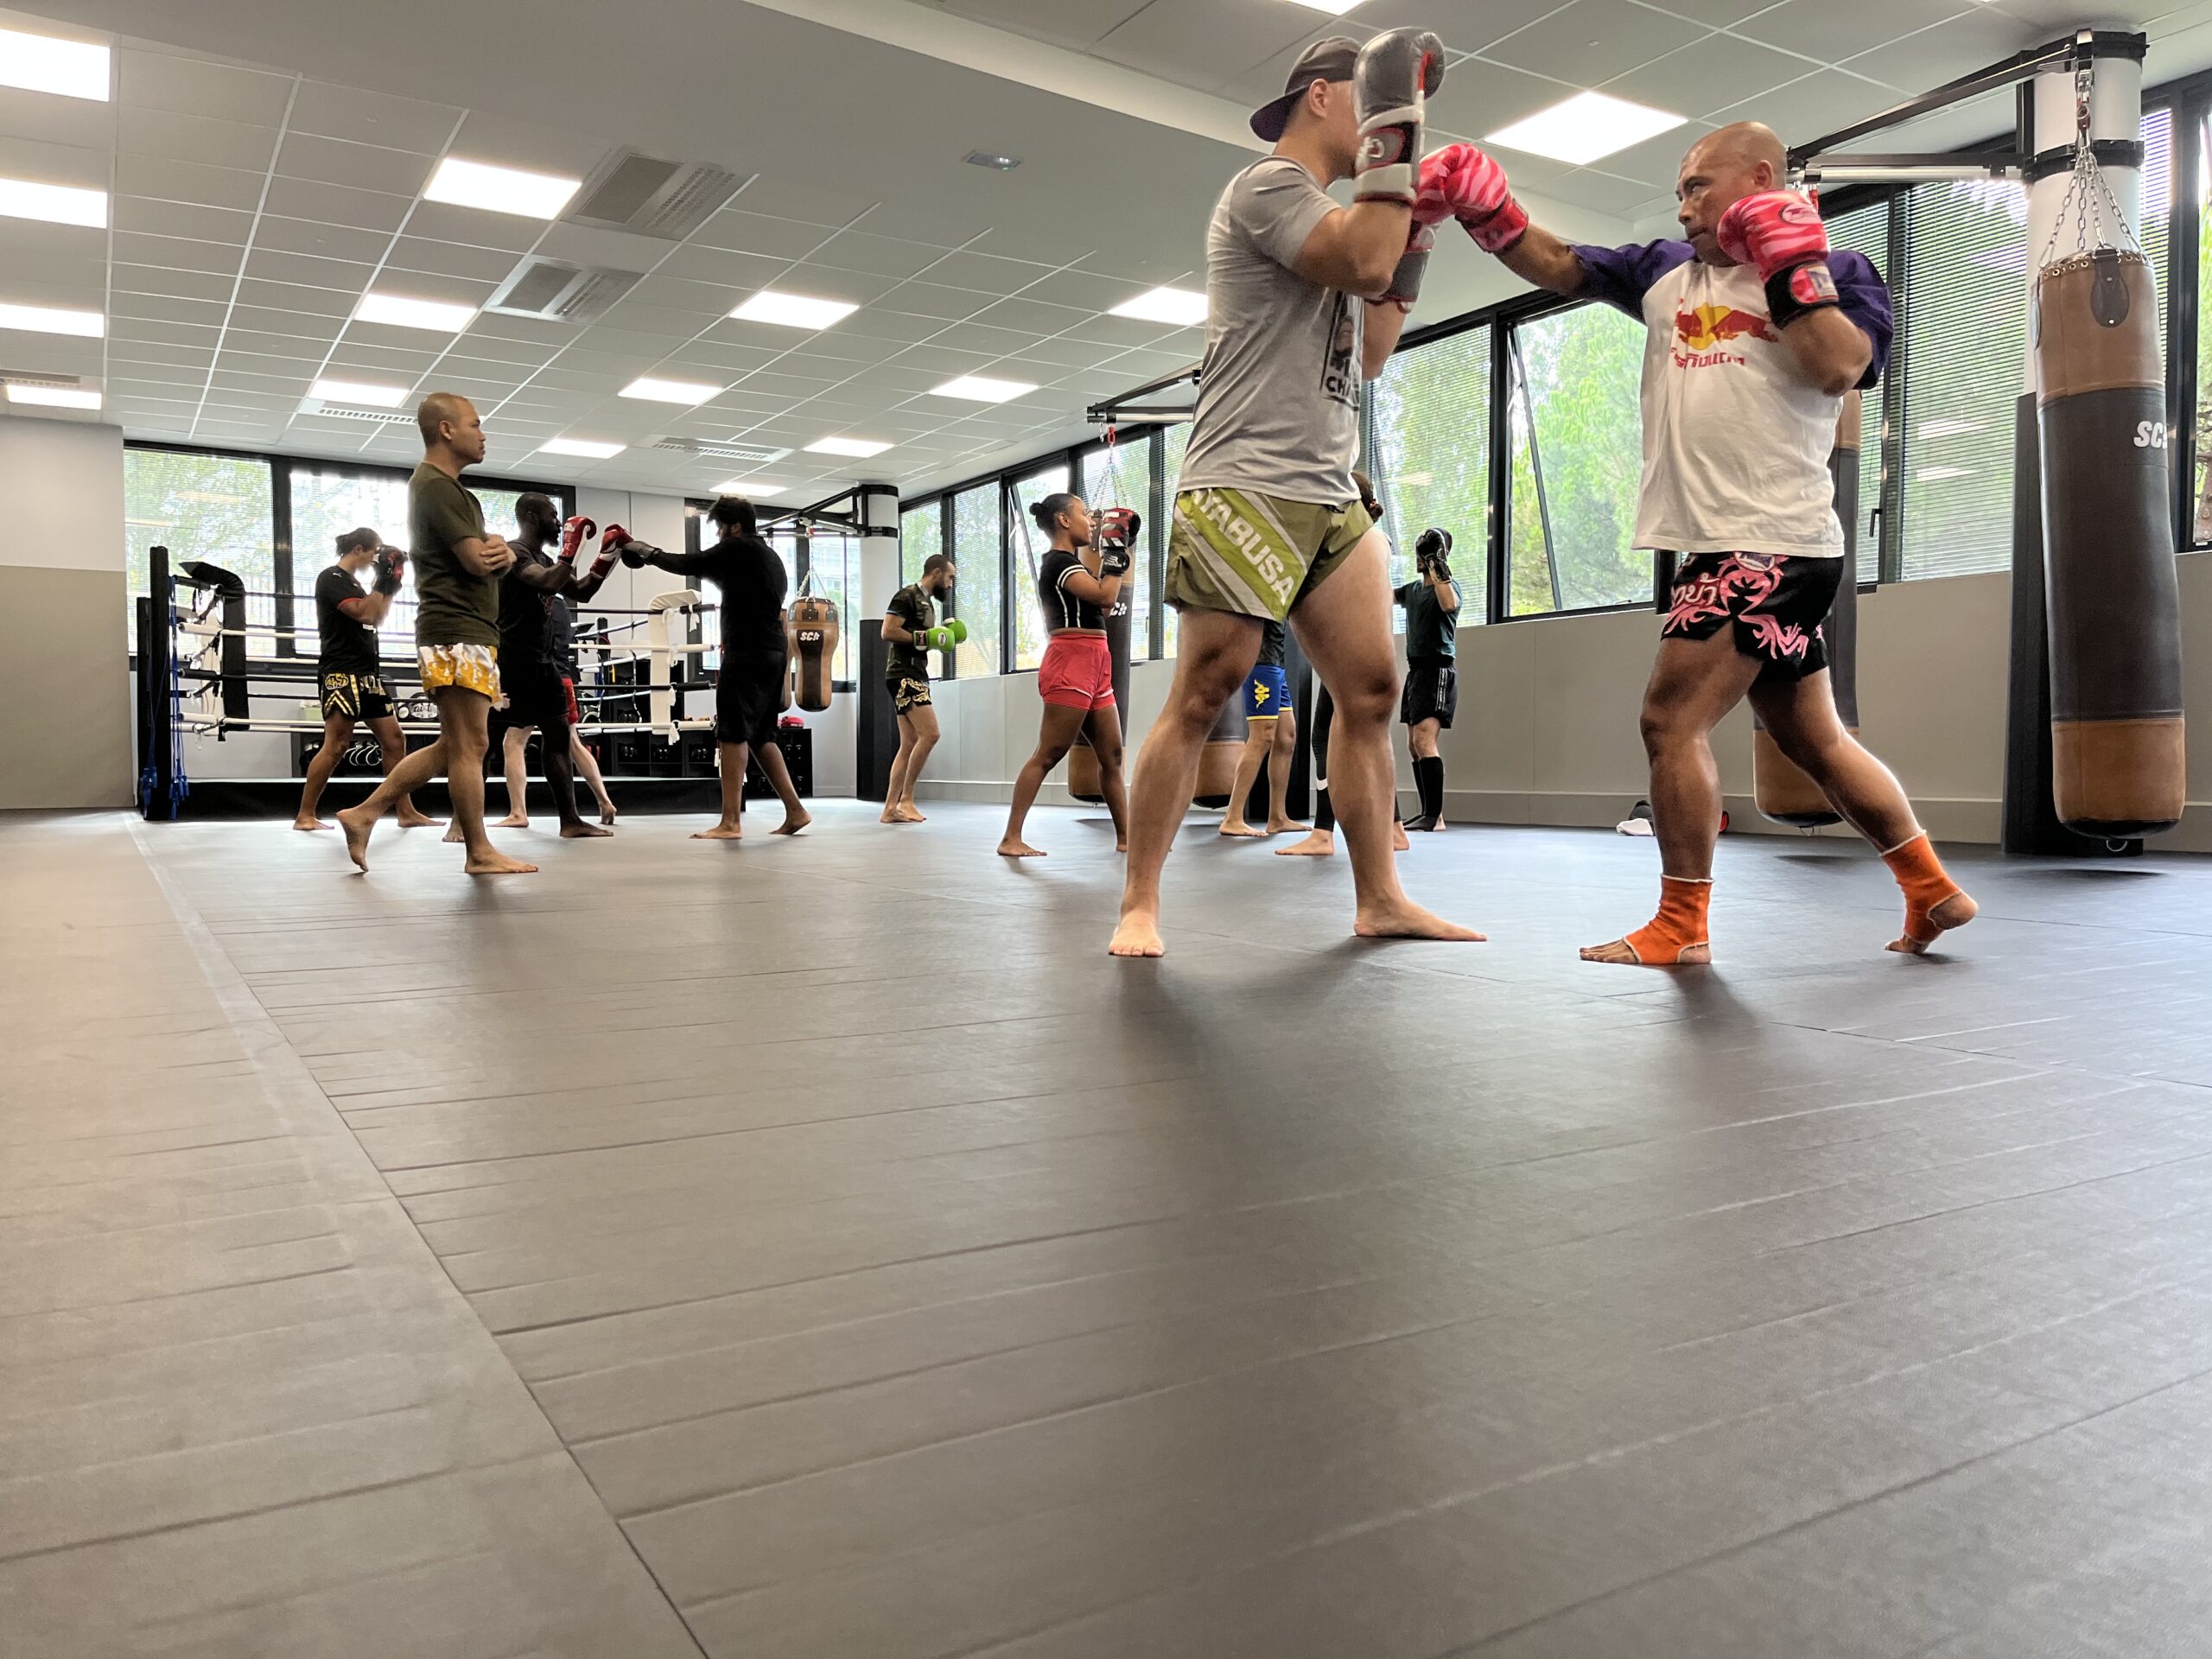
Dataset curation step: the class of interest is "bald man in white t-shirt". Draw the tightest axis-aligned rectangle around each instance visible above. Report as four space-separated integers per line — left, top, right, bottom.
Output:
1417 122 1975 964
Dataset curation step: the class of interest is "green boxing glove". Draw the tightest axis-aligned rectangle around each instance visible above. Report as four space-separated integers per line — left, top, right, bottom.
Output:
918 625 954 652
944 617 969 645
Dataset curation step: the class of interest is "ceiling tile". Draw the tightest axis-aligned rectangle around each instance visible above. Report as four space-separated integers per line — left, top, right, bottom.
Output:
1484 0 1715 85
400 200 544 253
1839 8 2044 88
652 245 791 292
1739 0 1976 67
111 232 244 279
902 251 1058 296
237 277 357 318
289 81 462 154
111 264 232 304
809 232 957 281
1584 123 1713 190
0 85 113 153
276 131 436 196
120 47 295 126
1093 0 1319 95
937 0 1149 48
119 106 280 174
1425 56 1586 143
111 292 231 328
1706 67 1902 146
245 216 389 264
262 176 413 233
1605 31 1808 118
964 296 1096 337
111 197 255 245
1636 0 1790 23
242 247 375 292
691 209 835 261
727 175 875 229
445 111 611 181
228 305 340 344
387 236 521 285
115 156 269 213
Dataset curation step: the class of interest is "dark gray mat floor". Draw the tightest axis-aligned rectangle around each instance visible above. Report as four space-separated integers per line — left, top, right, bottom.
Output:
10 801 2212 1657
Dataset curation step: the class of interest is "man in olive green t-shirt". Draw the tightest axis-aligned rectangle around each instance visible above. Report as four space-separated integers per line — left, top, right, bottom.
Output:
338 392 534 875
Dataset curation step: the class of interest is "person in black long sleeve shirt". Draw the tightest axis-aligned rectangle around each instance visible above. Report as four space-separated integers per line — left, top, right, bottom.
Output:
613 495 810 839
475 493 618 840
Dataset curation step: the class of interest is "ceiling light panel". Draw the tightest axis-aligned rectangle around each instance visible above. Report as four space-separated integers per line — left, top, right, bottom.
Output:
931 375 1037 404
6 383 100 409
731 290 860 330
423 156 583 220
714 479 786 496
311 377 407 408
541 436 625 459
1286 0 1364 11
0 28 109 102
805 436 891 457
1109 286 1209 327
0 301 104 337
620 375 721 404
354 293 475 333
0 177 107 229
1486 90 1686 167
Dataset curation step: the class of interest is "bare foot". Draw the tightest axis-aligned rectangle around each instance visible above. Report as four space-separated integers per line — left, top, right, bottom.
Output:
1109 909 1165 957
497 811 530 829
694 823 743 841
561 821 614 838
1277 830 1335 857
772 809 811 836
293 815 331 832
1115 841 1128 854
879 809 901 824
1265 818 1310 836
442 823 466 846
1580 938 1712 965
1394 823 1411 852
899 805 926 823
999 838 1046 858
464 849 538 875
1354 899 1484 942
1889 889 1978 955
396 810 441 830
597 803 618 826
1218 821 1264 839
336 806 376 871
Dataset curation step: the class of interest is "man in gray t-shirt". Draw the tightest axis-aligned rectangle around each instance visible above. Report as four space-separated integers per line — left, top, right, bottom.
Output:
1111 30 1478 960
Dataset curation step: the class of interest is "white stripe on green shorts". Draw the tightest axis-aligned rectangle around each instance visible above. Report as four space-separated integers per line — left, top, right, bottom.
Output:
1176 488 1304 615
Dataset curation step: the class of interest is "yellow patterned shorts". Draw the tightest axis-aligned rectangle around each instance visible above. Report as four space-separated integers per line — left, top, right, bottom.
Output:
416 642 501 700
1165 487 1374 622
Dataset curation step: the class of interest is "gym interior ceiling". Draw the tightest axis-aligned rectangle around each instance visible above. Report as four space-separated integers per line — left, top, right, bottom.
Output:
6 0 2212 505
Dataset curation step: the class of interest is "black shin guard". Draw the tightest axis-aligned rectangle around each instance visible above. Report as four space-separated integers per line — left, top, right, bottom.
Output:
1414 755 1444 823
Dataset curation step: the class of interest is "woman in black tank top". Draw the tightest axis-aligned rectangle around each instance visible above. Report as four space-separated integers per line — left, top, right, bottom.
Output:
999 493 1132 858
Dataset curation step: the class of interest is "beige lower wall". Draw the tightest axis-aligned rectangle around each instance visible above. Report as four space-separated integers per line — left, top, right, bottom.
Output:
912 557 2212 849
1 566 134 810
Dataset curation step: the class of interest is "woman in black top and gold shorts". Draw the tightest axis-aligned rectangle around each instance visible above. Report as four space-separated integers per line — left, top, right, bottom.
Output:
998 493 1132 858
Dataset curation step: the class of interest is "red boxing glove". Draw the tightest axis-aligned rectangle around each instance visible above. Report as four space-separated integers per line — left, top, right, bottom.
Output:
1416 143 1528 254
1716 189 1838 329
559 515 596 563
1096 506 1141 550
588 539 622 580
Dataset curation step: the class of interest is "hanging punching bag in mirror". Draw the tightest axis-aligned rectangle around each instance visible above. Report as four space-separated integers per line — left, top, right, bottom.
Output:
2035 245 2185 836
1754 391 1863 827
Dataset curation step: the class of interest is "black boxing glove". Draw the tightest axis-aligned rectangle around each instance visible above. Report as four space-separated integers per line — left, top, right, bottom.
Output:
372 548 404 596
1415 528 1453 585
1098 545 1131 579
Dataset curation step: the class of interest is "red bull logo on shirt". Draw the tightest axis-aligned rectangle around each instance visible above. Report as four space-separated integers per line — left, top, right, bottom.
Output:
1672 302 1776 366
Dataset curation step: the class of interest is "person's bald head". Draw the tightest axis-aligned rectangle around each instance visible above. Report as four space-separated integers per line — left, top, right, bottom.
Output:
1676 122 1789 265
416 391 486 467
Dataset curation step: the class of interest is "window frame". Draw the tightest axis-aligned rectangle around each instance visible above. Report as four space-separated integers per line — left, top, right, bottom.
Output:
128 439 570 671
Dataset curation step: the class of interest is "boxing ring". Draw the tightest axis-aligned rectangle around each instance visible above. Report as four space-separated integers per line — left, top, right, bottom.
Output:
133 544 789 820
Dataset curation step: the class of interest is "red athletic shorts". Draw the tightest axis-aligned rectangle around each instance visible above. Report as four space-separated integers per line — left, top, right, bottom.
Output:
1038 632 1115 710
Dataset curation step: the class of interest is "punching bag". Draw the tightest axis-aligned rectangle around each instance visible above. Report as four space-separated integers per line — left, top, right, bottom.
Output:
1753 391 1862 826
1193 695 1247 806
1068 556 1135 803
786 594 840 713
2035 246 2185 836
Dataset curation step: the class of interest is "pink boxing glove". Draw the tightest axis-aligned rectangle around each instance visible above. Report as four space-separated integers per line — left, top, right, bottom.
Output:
1716 189 1837 329
1414 143 1528 254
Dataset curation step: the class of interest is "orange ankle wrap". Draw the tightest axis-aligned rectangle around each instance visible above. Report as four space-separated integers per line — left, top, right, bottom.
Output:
1624 875 1712 964
1881 833 1963 944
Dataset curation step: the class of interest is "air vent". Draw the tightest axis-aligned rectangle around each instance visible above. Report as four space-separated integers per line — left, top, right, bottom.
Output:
305 406 412 424
651 438 788 466
485 257 640 325
0 369 84 388
568 149 745 241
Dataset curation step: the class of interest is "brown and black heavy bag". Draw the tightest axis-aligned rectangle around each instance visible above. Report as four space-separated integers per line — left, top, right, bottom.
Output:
2035 246 2185 836
1753 391 1863 826
786 594 840 714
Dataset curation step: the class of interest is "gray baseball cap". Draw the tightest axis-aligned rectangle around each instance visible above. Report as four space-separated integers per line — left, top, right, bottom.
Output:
1249 36 1361 143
